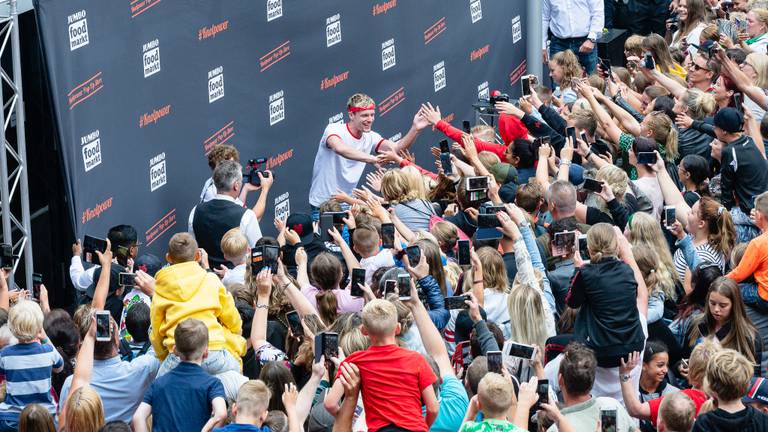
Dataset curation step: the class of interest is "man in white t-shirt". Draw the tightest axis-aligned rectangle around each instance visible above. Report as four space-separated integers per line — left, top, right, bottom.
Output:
308 93 429 219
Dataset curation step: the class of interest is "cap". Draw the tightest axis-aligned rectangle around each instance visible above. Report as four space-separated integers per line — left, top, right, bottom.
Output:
134 253 164 277
286 213 315 244
489 163 519 185
744 377 768 405
714 107 743 134
498 114 529 144
454 307 488 345
569 163 585 187
498 182 518 204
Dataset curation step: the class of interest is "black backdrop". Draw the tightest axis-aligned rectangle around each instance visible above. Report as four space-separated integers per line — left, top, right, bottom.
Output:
33 0 528 256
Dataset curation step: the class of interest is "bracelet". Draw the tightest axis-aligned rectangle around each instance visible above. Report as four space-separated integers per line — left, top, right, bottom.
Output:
473 279 484 284
256 304 269 309
585 150 593 159
560 159 572 166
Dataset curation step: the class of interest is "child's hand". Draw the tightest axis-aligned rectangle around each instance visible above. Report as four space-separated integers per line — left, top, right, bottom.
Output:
285 229 301 246
339 362 361 398
282 383 298 410
517 376 539 412
135 270 155 297
295 247 307 267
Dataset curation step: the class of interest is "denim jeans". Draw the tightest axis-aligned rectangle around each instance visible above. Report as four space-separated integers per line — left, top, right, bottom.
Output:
731 207 760 244
741 283 768 314
549 36 598 75
157 349 241 377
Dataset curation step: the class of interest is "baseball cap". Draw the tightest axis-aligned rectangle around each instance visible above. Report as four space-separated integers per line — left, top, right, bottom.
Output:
286 213 315 244
714 107 743 134
134 253 164 277
489 163 518 185
744 377 768 405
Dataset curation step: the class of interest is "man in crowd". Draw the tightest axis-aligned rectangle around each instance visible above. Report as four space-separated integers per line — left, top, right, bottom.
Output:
542 0 604 74
70 225 140 298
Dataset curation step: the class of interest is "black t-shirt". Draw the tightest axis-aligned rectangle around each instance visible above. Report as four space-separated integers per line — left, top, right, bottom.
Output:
692 406 768 432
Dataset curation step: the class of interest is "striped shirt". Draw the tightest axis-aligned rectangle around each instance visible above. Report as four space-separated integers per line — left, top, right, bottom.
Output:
674 242 725 281
0 342 63 419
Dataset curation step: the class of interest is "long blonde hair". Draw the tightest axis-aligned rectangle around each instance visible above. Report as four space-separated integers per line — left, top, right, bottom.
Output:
746 53 768 89
400 165 430 200
646 111 679 162
64 386 104 432
551 50 583 88
508 269 549 347
633 244 677 300
628 212 680 292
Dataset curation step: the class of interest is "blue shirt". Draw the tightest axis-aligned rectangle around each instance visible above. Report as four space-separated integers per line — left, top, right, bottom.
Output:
0 342 63 419
143 362 226 432
430 375 470 432
60 353 160 424
214 424 270 431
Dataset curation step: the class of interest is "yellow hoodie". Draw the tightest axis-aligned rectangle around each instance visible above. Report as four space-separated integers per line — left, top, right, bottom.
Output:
150 261 246 363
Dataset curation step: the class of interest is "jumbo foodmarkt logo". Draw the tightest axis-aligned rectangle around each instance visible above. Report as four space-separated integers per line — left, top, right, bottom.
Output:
470 0 483 23
267 0 283 22
512 16 522 44
274 192 290 222
80 129 101 172
208 66 224 103
433 61 446 93
328 112 344 124
478 81 489 101
381 39 396 71
67 10 89 51
149 152 167 192
269 90 285 126
142 39 160 78
326 14 341 47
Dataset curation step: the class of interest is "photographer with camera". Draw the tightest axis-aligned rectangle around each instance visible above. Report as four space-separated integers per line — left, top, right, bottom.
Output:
188 160 262 268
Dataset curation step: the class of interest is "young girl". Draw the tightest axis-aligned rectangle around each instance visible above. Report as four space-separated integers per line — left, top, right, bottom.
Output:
638 341 679 432
300 253 364 325
633 244 677 324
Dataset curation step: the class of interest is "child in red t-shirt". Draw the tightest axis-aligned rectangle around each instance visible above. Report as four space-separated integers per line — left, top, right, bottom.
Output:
336 298 438 432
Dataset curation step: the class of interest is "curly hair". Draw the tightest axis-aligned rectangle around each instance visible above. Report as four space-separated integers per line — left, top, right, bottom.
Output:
206 144 240 170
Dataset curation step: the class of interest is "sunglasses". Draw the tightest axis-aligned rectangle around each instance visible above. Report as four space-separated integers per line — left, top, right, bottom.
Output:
692 63 710 72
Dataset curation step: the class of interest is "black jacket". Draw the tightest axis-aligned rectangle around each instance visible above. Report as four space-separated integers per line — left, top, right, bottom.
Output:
721 135 768 213
684 319 764 377
566 257 645 366
693 407 768 432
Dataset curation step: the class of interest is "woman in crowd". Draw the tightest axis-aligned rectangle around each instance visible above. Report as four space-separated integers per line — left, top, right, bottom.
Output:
644 33 688 80
380 169 436 232
548 50 583 105
634 244 677 324
677 155 711 207
300 252 363 326
627 212 681 301
668 0 710 55
673 89 718 161
743 8 768 54
637 341 679 432
466 246 512 339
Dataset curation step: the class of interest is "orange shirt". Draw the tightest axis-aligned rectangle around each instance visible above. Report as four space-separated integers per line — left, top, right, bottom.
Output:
727 231 768 300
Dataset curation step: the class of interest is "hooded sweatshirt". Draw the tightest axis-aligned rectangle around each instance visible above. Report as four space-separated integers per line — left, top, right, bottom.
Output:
692 406 768 432
151 261 246 363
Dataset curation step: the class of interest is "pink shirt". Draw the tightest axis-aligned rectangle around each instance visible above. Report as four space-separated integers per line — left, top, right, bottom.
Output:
301 284 365 313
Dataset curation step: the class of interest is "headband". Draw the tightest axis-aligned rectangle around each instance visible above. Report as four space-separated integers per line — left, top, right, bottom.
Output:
348 105 376 113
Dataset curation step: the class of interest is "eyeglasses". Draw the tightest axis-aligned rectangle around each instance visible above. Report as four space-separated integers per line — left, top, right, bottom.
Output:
692 63 710 72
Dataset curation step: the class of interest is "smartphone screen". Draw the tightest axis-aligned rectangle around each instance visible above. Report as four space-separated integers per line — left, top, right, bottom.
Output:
462 120 471 134
118 272 136 287
439 139 450 153
282 245 297 268
32 272 42 300
381 223 395 249
637 151 657 165
286 311 304 338
664 206 676 227
444 295 469 310
521 76 531 96
405 245 421 265
566 126 578 146
478 213 502 228
440 152 453 175
319 214 334 242
323 332 339 360
95 311 111 341
508 342 536 360
251 247 265 275
600 409 617 432
466 176 489 191
383 279 396 297
553 231 577 256
351 268 366 297
733 92 744 112
264 245 280 272
536 379 550 406
487 351 503 374
578 234 590 262
457 240 471 266
397 274 411 300
644 53 655 70
583 178 603 193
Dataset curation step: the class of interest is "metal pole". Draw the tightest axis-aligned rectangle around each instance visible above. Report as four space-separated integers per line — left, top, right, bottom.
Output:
9 0 32 287
0 11 12 289
526 0 543 79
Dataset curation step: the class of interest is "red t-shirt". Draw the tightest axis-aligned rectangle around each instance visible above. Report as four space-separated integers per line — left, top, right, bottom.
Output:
338 344 437 432
647 388 708 427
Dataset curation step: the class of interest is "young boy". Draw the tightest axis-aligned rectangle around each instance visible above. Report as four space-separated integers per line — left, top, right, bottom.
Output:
459 373 523 432
354 226 394 284
337 299 438 431
119 303 152 361
218 228 249 288
728 191 768 312
0 301 63 431
151 232 245 376
213 380 271 431
132 318 227 432
692 349 768 430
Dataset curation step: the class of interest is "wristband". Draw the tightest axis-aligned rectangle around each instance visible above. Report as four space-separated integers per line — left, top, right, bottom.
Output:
560 159 572 166
473 279 484 284
585 150 593 159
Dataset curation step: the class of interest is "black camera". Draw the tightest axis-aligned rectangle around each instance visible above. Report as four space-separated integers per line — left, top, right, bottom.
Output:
668 14 679 33
243 158 271 186
489 92 510 105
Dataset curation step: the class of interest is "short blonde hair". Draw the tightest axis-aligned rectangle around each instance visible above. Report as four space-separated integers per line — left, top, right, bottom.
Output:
689 338 721 388
361 299 398 337
596 165 629 200
477 151 501 170
381 170 420 204
704 349 753 401
624 34 645 57
168 232 198 263
471 124 496 142
477 373 515 416
352 226 379 256
347 93 375 110
236 380 272 418
221 228 249 263
9 300 43 341
430 221 458 253
755 191 768 216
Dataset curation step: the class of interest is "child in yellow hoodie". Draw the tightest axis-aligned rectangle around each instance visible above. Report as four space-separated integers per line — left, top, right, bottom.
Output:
151 232 246 376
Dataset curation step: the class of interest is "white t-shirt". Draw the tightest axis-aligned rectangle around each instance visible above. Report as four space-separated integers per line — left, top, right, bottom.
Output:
308 123 384 206
359 249 395 285
673 22 706 57
633 176 663 221
221 263 246 288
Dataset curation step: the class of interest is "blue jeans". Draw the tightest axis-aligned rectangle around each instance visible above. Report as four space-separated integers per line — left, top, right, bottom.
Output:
549 36 598 75
741 283 768 314
731 207 760 244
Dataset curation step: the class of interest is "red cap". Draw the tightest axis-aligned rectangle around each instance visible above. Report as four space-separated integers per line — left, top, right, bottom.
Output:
490 89 501 97
498 114 528 144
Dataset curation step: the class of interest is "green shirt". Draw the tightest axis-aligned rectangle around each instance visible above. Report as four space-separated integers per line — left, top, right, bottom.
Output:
459 419 525 432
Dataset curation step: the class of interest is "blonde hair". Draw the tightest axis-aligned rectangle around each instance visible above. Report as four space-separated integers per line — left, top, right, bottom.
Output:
586 223 618 263
471 124 496 142
477 373 515 417
755 191 768 216
347 93 375 110
64 386 104 432
221 228 249 264
646 112 679 162
9 300 43 341
628 212 680 291
633 244 677 300
682 89 717 120
236 380 272 418
470 247 509 293
508 269 549 347
699 24 719 42
381 170 421 204
340 326 370 355
587 74 606 93
751 8 768 34
624 34 645 57
401 165 432 199
746 53 768 88
430 221 458 254
688 338 721 388
443 261 462 293
704 349 753 402
596 165 629 200
551 50 583 87
361 299 398 337
167 232 198 263
477 151 501 170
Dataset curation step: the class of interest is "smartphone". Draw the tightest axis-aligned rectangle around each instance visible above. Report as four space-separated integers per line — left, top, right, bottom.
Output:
600 408 617 432
681 358 689 368
263 245 280 273
483 205 506 215
643 53 655 70
591 141 610 156
322 212 346 225
322 332 339 362
507 342 537 360
487 350 503 374
286 310 304 338
583 178 603 193
578 234 590 262
95 310 111 342
466 176 489 191
521 76 531 97
444 295 470 310
477 213 502 228
439 139 450 154
733 92 744 112
600 58 612 79
118 272 136 287
83 235 108 264
0 244 12 270
462 120 471 134
580 131 590 145
351 268 366 297
664 205 676 228
553 231 577 256
383 279 397 297
536 379 550 408
440 152 453 176
319 214 333 242
468 190 487 202
313 334 323 363
457 239 471 266
566 126 578 146
397 274 412 300
405 245 421 265
32 272 42 300
381 223 395 249
636 151 657 165
251 247 265 275
281 245 297 268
